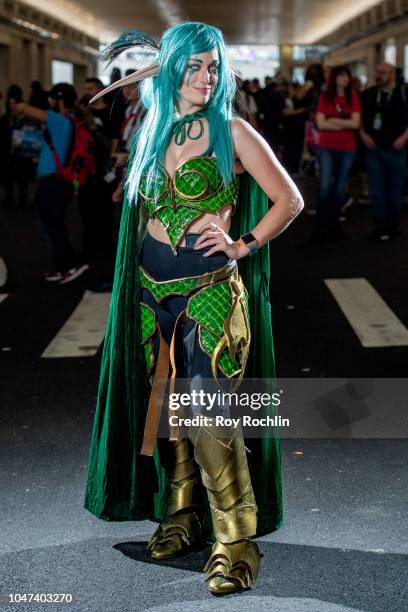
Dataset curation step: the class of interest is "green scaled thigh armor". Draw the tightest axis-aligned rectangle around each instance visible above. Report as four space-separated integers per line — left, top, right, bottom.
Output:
139 263 250 383
140 302 157 373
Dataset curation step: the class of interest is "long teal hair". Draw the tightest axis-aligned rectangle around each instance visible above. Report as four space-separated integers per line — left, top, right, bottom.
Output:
126 22 237 204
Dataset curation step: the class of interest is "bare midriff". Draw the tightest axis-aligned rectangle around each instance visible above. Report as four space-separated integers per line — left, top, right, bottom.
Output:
146 203 233 246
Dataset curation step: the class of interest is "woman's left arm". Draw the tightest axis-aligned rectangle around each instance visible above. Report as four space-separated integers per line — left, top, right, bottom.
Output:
196 117 304 258
231 116 304 247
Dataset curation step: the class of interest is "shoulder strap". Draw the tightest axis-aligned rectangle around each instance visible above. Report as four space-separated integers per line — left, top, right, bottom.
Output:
42 127 64 176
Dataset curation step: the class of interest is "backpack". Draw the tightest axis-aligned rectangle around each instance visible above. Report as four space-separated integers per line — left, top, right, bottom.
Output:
43 113 97 192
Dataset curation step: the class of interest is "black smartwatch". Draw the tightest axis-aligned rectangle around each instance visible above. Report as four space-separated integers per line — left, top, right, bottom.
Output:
237 231 259 255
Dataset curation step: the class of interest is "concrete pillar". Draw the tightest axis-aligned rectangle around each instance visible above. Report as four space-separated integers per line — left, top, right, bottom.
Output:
0 43 10 99
86 58 98 78
279 45 293 80
27 40 40 83
395 36 405 70
42 45 53 89
366 46 377 86
8 34 26 94
74 63 86 93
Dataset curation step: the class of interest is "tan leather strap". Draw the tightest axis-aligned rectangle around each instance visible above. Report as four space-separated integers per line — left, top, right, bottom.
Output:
168 309 187 442
140 323 170 456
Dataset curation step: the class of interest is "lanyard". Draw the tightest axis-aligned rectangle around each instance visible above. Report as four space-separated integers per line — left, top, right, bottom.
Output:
373 85 396 130
376 85 395 114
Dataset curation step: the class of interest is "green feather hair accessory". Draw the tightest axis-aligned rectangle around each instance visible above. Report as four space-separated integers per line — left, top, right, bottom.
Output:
101 29 160 65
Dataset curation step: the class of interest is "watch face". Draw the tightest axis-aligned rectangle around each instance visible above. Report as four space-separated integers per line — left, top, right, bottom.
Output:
241 232 256 245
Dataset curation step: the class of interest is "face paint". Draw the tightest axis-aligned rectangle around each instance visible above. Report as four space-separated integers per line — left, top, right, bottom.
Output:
186 65 197 87
179 50 219 109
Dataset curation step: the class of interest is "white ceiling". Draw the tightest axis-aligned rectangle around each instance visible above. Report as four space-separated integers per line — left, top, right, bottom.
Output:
21 0 384 44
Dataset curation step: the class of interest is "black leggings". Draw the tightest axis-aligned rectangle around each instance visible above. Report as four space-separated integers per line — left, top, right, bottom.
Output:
35 175 79 272
139 230 234 416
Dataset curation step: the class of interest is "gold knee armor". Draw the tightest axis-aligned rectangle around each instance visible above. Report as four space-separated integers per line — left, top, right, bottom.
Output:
188 418 257 544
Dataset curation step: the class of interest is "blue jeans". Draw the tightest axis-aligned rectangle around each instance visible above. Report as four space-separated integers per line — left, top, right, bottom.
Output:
365 146 406 231
317 147 356 228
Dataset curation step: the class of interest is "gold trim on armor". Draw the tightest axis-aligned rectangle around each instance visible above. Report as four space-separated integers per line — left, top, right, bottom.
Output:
185 269 250 389
173 168 210 200
139 261 238 302
139 155 238 212
197 327 242 379
185 270 240 340
139 156 225 203
138 171 170 203
167 155 221 180
146 191 233 216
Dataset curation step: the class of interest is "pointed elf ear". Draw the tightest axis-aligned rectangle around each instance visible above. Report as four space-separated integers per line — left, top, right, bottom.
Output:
88 61 159 104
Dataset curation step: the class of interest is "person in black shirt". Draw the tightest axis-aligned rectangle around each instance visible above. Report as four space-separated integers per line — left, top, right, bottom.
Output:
360 63 408 239
257 80 285 152
77 78 120 263
282 64 325 175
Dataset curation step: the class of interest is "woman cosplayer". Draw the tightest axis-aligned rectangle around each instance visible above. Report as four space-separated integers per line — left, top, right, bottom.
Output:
84 22 303 595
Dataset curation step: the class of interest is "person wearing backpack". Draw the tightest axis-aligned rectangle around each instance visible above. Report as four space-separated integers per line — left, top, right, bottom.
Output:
10 83 89 284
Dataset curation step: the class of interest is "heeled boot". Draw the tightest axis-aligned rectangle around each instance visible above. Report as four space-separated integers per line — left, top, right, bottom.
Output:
188 418 262 594
147 437 205 559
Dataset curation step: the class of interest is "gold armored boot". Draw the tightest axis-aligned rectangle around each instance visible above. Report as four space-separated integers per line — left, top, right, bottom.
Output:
147 438 205 559
189 419 262 594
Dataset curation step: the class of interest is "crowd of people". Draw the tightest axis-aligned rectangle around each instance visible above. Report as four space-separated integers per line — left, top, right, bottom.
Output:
0 73 144 287
238 61 408 243
0 59 407 286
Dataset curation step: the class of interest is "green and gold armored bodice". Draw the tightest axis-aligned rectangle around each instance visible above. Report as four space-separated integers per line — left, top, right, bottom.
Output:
138 156 240 252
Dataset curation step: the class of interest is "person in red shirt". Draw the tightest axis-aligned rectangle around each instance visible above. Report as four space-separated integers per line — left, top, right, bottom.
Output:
313 65 361 241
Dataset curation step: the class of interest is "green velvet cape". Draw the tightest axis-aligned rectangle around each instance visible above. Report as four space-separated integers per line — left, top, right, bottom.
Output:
83 172 284 539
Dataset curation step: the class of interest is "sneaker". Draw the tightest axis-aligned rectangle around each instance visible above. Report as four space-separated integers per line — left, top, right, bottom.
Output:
59 264 90 285
43 271 63 282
